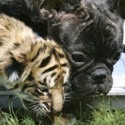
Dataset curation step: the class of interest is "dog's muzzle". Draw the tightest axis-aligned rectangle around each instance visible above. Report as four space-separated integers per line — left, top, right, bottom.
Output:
67 52 112 95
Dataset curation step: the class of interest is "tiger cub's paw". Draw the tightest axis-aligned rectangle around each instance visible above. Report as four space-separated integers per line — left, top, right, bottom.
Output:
54 113 76 125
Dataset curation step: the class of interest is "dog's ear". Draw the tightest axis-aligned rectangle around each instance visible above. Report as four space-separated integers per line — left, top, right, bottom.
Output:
116 0 125 18
108 0 125 18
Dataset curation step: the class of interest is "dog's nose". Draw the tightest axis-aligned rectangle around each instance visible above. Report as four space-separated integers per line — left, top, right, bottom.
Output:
91 69 107 80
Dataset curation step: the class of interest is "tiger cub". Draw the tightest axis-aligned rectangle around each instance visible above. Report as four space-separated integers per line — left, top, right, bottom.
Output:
0 14 70 114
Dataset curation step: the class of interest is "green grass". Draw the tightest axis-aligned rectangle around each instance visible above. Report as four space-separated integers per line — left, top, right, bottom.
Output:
0 103 125 125
0 109 36 125
89 107 125 125
74 103 125 125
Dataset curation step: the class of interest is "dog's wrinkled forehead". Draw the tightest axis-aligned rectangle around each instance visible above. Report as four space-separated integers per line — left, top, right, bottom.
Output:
49 0 124 59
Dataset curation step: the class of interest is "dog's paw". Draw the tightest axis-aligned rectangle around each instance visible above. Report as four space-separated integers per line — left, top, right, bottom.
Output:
54 113 76 125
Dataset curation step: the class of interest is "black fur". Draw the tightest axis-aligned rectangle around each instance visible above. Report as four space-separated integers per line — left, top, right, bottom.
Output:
0 0 47 36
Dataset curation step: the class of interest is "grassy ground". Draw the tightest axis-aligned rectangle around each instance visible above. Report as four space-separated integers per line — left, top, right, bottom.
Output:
0 109 36 125
74 104 125 125
0 102 125 125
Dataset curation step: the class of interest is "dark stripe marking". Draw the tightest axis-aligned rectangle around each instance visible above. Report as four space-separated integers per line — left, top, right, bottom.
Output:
51 72 56 77
61 63 68 67
14 43 20 47
42 65 58 74
22 83 37 91
58 53 65 58
0 41 3 46
40 55 51 67
43 78 47 85
31 47 41 62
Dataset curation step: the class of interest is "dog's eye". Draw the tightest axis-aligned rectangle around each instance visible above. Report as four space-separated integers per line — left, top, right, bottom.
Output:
71 52 85 63
112 52 121 64
113 52 121 61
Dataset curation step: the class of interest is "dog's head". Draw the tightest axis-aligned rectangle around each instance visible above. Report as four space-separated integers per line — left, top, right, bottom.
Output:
47 0 125 96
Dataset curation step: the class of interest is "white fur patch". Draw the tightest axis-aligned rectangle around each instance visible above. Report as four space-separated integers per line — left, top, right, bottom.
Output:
9 71 19 82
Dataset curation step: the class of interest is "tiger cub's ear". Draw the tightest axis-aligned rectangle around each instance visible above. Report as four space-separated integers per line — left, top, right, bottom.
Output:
10 50 26 63
10 44 30 63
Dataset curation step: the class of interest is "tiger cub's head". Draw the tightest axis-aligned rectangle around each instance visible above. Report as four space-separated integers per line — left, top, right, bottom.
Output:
0 14 70 117
10 38 70 115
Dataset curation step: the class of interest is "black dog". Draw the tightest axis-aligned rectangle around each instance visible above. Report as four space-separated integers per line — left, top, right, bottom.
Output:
48 0 125 96
0 0 125 97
